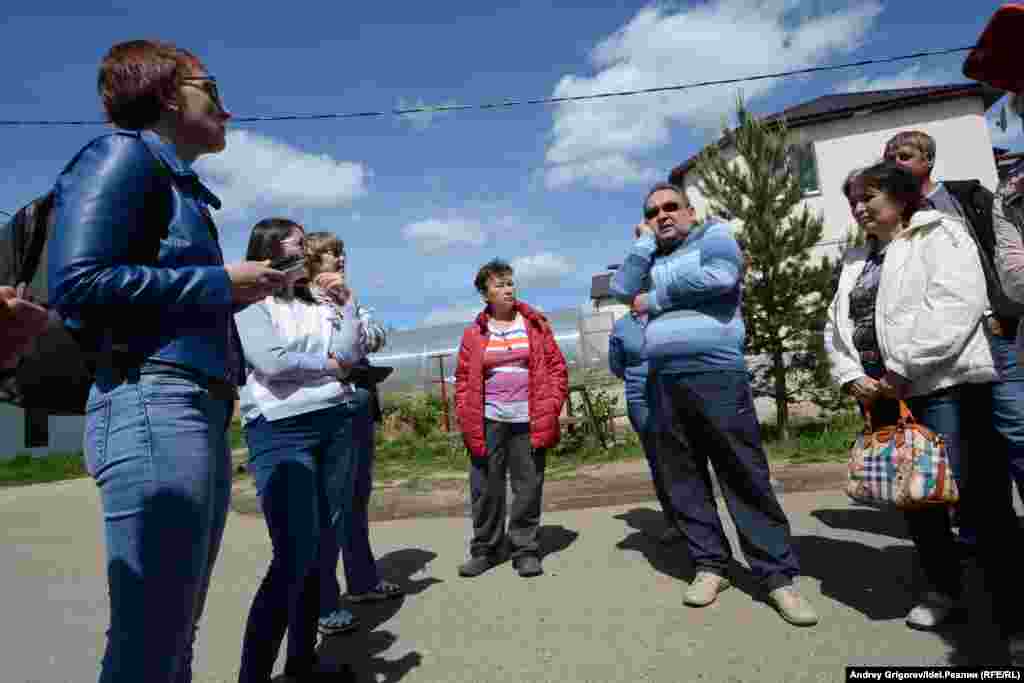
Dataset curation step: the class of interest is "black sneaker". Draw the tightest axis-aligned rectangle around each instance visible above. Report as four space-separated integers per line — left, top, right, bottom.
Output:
513 555 543 577
458 555 499 577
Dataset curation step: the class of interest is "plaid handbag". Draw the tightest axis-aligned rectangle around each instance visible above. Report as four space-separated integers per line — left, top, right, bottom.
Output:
846 400 959 509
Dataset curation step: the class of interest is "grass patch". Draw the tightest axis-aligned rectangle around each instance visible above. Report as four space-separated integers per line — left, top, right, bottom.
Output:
375 432 465 483
0 452 88 487
229 408 859 485
545 436 645 481
763 411 861 464
229 417 246 452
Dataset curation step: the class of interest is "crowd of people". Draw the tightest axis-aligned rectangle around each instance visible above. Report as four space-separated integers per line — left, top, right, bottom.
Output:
2 7 1024 680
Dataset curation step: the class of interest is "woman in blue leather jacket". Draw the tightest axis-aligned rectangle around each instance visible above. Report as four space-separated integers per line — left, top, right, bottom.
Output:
47 40 283 683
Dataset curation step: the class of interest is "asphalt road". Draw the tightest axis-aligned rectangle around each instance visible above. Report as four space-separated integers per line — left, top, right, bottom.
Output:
0 478 1002 683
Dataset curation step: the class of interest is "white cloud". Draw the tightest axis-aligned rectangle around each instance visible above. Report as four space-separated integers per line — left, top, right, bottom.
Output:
422 303 482 327
543 0 883 190
402 217 488 253
511 252 575 286
196 130 369 215
836 64 952 94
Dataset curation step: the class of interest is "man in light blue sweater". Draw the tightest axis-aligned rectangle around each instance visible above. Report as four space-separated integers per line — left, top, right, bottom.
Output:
611 182 816 627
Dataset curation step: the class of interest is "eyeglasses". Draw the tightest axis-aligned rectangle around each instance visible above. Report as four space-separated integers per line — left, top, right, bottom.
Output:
181 76 225 112
644 201 681 220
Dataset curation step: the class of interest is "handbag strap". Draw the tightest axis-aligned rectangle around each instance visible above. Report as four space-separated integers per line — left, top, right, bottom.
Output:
897 400 916 425
860 399 916 433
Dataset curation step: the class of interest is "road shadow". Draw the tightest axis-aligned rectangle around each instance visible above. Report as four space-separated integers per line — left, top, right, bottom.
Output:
612 507 760 598
315 548 439 682
538 524 579 561
791 534 919 621
810 507 912 540
934 558 1017 667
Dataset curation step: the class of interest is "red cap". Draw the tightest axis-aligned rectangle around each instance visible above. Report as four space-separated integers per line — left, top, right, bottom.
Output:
964 4 1024 91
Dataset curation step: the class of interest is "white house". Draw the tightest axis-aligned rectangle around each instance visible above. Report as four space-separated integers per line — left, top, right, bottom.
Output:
670 83 1005 258
0 403 84 460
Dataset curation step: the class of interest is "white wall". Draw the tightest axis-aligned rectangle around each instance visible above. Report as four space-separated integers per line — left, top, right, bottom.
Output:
684 95 999 260
0 403 85 460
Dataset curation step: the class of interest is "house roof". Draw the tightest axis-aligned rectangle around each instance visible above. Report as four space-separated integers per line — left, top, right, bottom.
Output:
590 272 613 300
670 82 1005 183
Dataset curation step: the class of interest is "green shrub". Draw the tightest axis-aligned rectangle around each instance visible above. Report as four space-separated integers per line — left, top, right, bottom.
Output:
382 393 449 437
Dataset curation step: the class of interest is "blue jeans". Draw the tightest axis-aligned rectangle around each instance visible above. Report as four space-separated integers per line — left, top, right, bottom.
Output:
626 399 677 527
870 385 969 599
979 333 1024 637
238 392 370 683
84 371 233 683
319 402 378 617
863 359 972 597
988 334 1024 496
652 370 800 591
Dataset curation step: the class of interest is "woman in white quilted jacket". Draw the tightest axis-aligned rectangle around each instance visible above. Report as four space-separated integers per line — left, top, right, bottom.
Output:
823 160 995 632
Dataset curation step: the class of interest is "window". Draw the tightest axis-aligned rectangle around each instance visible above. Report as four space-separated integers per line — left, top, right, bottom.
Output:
24 407 48 448
789 142 820 195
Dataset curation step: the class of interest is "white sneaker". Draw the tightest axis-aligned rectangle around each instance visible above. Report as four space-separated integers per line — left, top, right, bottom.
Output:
905 592 956 630
768 585 819 627
684 571 731 607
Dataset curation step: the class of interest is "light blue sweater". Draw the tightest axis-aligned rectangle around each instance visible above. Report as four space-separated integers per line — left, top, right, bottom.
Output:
610 221 745 374
608 313 649 405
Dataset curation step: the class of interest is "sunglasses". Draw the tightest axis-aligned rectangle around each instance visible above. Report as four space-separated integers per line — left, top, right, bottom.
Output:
644 201 681 220
181 76 225 112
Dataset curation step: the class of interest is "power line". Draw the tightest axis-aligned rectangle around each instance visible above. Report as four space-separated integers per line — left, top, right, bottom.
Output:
0 45 975 128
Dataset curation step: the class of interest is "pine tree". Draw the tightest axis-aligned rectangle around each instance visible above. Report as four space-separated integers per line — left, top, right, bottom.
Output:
692 98 835 440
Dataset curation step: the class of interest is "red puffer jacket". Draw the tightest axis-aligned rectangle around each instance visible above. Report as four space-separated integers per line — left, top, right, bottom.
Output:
454 301 569 458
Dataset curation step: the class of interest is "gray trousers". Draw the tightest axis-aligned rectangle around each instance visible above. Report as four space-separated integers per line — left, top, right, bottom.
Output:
468 420 546 559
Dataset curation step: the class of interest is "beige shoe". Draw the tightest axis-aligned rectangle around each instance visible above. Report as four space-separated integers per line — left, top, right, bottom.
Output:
768 585 819 626
684 571 731 607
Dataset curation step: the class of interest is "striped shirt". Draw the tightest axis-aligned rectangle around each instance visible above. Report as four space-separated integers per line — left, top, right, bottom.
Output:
483 314 531 422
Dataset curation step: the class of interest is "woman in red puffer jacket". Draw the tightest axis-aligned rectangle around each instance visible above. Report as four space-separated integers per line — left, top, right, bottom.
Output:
454 258 568 579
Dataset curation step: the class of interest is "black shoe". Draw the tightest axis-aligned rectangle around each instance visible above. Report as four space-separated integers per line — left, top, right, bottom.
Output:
513 555 543 577
458 555 499 577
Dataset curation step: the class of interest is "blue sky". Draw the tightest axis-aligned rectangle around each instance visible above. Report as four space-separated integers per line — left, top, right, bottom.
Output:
1 0 1018 329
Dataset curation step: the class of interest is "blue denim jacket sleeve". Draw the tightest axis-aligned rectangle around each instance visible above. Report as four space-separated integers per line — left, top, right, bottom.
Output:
234 301 330 381
610 233 658 304
49 133 232 314
647 224 741 316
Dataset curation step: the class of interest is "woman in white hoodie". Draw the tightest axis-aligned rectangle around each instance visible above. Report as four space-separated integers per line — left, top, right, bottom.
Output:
233 218 372 682
825 160 996 632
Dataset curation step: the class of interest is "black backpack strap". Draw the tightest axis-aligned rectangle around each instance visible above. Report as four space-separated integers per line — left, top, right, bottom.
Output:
17 192 55 286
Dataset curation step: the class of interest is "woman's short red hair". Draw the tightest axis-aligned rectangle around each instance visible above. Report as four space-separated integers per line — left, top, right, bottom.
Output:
98 40 203 130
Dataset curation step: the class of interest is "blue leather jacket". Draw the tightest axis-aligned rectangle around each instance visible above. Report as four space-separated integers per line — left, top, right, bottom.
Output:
48 129 244 385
